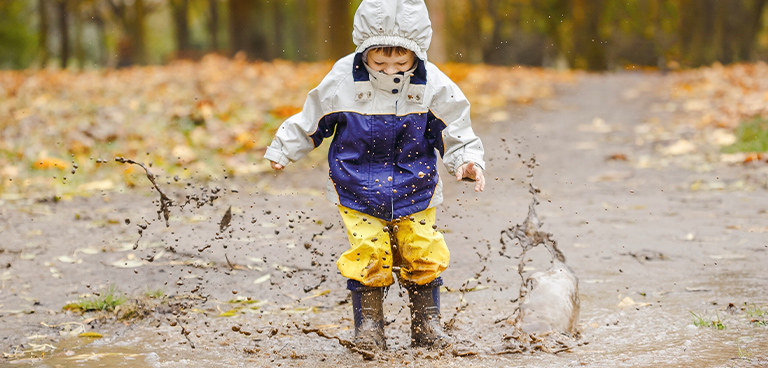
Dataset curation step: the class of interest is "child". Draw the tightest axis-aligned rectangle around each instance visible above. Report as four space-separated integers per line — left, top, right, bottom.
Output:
264 0 485 351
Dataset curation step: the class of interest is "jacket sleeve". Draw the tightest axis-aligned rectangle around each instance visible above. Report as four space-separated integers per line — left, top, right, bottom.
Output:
429 74 485 176
264 80 334 167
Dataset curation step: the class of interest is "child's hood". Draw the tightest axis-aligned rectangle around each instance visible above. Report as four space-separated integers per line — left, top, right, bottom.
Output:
352 0 432 61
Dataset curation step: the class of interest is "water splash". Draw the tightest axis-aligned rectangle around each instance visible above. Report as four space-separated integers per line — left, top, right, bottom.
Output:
498 157 581 354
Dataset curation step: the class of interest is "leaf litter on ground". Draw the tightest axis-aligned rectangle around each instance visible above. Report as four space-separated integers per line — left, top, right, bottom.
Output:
0 55 573 199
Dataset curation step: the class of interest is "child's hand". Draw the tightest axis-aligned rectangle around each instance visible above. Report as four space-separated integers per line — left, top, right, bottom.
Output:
270 161 284 171
455 162 485 192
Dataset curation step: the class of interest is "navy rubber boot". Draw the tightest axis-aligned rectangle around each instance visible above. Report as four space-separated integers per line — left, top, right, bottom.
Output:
348 280 387 350
407 277 451 349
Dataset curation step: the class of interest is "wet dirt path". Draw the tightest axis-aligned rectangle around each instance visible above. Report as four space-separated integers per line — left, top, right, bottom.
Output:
1 73 767 367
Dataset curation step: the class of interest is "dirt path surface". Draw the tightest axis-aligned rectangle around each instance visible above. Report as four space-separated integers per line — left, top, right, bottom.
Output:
1 73 767 367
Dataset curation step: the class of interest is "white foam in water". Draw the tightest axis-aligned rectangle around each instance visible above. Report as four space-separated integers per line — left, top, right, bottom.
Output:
518 247 580 335
498 167 581 353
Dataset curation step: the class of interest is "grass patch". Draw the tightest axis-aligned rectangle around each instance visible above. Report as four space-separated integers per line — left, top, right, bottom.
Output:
691 311 726 330
63 285 127 313
737 337 752 359
745 303 767 318
722 116 768 153
745 303 767 326
144 287 165 299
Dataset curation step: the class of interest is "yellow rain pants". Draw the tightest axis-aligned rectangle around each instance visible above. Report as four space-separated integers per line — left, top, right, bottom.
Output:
336 205 450 287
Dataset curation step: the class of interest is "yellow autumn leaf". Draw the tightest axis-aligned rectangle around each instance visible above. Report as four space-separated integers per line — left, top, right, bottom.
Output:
78 332 103 338
218 309 239 317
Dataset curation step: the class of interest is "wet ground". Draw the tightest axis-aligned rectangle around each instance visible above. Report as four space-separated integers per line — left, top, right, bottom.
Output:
1 73 767 367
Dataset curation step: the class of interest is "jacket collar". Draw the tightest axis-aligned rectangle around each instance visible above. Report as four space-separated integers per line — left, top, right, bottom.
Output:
352 53 426 105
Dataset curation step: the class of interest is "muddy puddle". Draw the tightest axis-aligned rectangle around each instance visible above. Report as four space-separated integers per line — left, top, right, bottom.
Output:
2 147 768 367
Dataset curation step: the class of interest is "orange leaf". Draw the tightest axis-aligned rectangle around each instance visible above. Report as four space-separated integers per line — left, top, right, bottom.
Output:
33 158 68 171
743 153 763 163
235 131 255 150
270 105 302 119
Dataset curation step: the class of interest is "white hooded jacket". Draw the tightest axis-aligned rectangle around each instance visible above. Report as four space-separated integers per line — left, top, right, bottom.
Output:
264 0 485 220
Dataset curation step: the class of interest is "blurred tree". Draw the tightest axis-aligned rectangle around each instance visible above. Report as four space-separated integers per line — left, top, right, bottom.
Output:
227 0 252 57
678 0 768 67
107 0 152 66
714 0 767 63
264 0 283 60
293 0 317 60
481 0 549 66
533 0 572 67
445 0 484 63
72 0 87 68
4 0 768 70
603 0 670 68
316 0 354 60
57 0 70 68
170 0 191 55
426 0 447 63
0 1 37 69
571 0 607 70
207 0 219 51
38 0 50 66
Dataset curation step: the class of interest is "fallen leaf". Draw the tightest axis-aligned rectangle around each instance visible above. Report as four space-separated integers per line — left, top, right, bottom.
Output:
218 309 239 317
661 139 696 155
709 253 746 260
685 287 712 292
57 255 81 264
33 157 68 170
78 180 115 191
253 274 271 284
78 332 103 338
110 259 146 268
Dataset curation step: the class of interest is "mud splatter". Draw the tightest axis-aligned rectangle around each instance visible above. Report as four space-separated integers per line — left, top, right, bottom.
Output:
115 157 172 227
295 323 376 360
219 206 233 231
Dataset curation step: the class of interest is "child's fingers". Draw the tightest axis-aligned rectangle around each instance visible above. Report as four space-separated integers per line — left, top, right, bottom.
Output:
456 162 473 180
455 164 465 181
474 170 486 192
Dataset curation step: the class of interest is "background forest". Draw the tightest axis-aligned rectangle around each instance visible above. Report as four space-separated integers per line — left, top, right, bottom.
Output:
2 0 768 71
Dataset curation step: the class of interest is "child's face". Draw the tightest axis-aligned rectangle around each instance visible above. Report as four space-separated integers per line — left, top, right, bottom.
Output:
366 49 415 75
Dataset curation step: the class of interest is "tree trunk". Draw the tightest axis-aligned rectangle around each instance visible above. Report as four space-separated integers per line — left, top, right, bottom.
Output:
228 0 251 57
533 0 571 68
295 0 318 61
39 0 50 67
679 0 716 67
208 0 219 51
93 14 108 66
317 0 352 60
74 1 85 69
330 0 352 59
466 0 484 63
170 0 191 55
426 0 446 63
58 0 69 68
571 0 607 70
132 0 148 64
482 0 516 65
265 0 283 60
736 0 768 61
